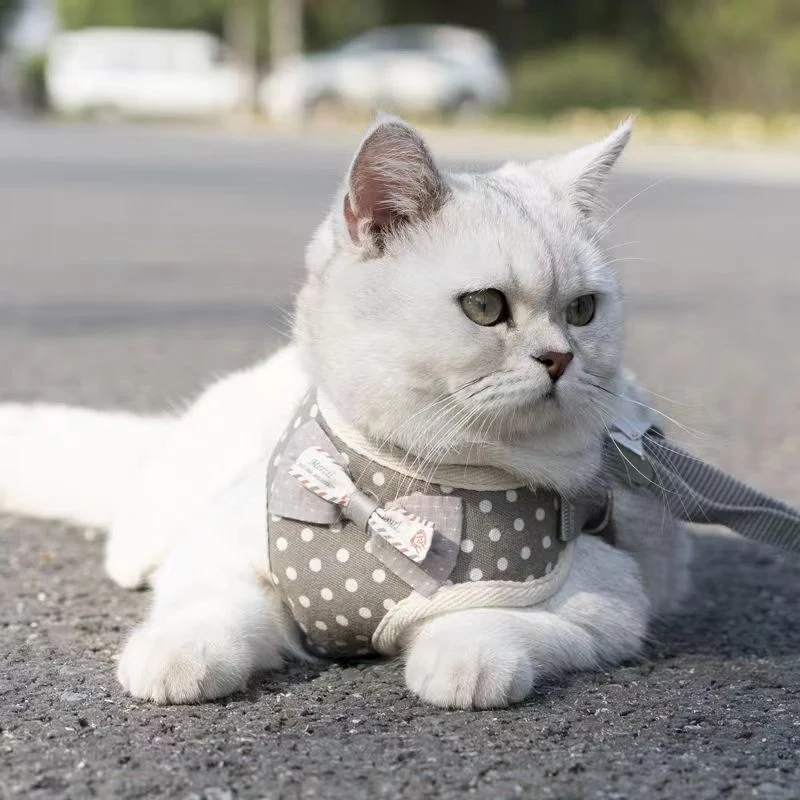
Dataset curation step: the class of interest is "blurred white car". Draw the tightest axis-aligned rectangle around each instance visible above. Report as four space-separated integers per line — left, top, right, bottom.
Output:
260 25 509 122
46 28 246 118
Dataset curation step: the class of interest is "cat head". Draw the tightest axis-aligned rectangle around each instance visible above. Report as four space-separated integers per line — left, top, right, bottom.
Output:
295 116 630 477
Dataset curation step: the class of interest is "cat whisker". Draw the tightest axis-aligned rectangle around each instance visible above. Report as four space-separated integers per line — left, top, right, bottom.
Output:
635 386 697 408
593 177 671 241
584 380 704 439
604 240 641 251
603 256 655 267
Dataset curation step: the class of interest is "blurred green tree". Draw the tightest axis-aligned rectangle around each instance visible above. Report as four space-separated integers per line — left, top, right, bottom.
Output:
59 0 228 36
667 0 800 112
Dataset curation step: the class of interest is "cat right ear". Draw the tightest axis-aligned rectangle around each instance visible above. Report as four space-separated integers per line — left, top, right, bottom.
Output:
343 115 448 255
542 118 633 219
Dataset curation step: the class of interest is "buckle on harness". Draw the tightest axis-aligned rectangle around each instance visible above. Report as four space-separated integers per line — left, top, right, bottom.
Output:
609 427 656 489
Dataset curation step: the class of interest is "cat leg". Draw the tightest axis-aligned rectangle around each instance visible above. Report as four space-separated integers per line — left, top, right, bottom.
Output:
117 534 304 704
117 471 306 704
610 485 693 615
403 535 648 709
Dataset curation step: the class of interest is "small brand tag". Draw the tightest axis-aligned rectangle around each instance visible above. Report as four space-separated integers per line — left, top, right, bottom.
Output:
369 507 434 563
290 447 355 506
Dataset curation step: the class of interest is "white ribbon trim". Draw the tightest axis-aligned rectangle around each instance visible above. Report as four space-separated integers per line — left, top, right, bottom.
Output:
371 541 575 655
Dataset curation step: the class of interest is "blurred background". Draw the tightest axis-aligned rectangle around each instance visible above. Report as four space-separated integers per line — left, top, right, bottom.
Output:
2 0 800 134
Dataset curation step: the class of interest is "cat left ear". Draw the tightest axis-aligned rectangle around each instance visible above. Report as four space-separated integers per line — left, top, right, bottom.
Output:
544 118 633 218
343 115 448 254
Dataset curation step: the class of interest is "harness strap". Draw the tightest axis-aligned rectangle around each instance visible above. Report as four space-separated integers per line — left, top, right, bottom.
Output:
605 427 800 554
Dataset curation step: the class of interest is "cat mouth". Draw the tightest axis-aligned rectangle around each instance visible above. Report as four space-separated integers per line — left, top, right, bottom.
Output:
540 387 559 405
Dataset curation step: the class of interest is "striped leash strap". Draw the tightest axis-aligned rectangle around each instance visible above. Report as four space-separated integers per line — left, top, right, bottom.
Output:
604 423 800 554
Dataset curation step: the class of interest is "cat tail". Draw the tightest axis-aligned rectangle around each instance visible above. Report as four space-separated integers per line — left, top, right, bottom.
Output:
0 403 171 530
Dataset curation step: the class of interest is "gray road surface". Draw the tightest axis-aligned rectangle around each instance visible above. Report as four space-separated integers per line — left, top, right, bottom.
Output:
1 119 799 800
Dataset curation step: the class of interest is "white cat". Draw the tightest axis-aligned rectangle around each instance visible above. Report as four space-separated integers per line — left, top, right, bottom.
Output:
0 116 690 708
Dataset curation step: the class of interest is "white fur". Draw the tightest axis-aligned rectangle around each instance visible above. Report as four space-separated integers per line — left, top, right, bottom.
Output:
0 403 169 529
0 118 690 709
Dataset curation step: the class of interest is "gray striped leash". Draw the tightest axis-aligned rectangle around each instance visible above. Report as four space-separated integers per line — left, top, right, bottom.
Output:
605 421 800 554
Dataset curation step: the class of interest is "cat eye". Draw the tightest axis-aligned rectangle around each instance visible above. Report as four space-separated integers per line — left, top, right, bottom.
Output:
566 295 595 327
459 289 510 327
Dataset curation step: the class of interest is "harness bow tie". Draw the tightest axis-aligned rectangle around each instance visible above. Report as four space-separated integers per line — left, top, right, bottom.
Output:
289 446 436 562
267 418 464 582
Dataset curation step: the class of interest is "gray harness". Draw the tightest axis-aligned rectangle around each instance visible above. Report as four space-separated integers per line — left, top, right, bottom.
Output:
267 394 800 658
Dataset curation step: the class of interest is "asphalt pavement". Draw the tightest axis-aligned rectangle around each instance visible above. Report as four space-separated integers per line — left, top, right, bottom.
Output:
1 118 799 799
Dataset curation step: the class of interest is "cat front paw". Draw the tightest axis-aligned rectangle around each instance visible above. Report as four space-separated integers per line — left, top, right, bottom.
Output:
117 617 248 704
404 611 535 709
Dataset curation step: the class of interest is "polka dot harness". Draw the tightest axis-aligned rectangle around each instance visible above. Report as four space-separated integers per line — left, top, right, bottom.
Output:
266 394 599 658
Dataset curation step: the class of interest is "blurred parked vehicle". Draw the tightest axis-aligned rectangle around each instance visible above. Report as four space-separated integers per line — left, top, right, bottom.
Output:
260 25 509 122
45 28 246 118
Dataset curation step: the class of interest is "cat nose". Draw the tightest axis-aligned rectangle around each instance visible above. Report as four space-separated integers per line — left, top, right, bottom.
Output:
534 351 573 382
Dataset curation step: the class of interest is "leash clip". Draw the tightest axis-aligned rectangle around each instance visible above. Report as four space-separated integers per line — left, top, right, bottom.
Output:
608 424 656 488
